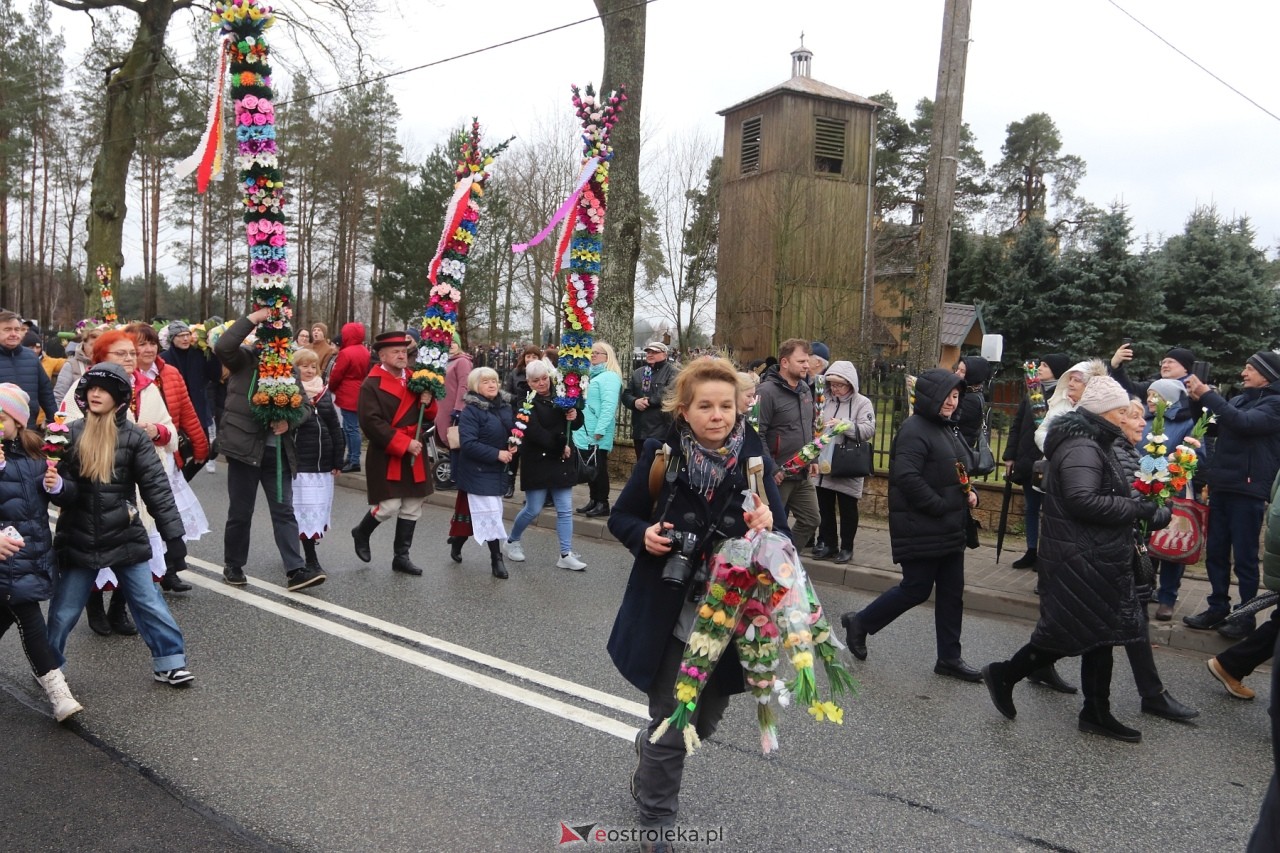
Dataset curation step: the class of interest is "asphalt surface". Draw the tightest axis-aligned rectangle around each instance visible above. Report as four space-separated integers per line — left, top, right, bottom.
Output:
0 472 1273 852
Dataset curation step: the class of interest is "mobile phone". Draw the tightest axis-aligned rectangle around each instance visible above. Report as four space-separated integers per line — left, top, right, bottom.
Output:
1122 337 1134 346
0 525 23 543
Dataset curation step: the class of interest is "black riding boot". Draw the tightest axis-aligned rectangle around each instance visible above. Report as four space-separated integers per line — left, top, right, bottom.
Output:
391 519 424 576
448 536 464 563
352 512 381 563
107 591 137 636
488 539 508 579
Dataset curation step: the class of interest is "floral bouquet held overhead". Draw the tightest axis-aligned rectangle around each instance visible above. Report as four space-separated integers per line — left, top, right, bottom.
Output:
178 0 303 430
512 84 626 409
413 121 512 414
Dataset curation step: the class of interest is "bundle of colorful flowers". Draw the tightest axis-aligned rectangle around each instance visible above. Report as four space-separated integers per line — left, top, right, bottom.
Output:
653 531 857 755
214 0 303 426
412 120 511 400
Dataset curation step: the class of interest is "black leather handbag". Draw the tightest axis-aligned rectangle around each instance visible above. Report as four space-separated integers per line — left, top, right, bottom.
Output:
574 446 598 485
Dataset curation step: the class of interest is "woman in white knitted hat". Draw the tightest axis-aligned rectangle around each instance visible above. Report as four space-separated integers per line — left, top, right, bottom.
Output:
983 375 1173 744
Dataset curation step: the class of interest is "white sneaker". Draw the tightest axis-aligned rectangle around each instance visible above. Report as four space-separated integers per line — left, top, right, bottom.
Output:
505 541 526 562
556 552 587 571
205 460 217 474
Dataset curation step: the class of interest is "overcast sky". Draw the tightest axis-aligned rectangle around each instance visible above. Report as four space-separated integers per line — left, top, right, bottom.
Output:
54 0 1280 281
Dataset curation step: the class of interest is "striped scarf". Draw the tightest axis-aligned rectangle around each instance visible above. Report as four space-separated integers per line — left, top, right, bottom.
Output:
678 415 746 500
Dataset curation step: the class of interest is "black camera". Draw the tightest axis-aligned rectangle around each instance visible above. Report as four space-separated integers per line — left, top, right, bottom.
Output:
660 530 703 588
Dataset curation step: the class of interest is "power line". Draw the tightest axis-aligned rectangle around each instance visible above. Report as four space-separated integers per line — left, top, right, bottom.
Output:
275 0 657 110
1106 0 1280 124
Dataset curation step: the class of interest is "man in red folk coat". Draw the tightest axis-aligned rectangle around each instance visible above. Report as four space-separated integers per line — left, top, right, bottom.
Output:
351 332 438 576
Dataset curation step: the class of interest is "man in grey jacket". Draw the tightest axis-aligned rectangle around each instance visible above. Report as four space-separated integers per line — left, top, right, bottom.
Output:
757 338 821 552
215 308 324 592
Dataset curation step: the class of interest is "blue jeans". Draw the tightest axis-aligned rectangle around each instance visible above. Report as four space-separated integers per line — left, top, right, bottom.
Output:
341 407 362 468
1205 490 1265 611
508 486 575 553
47 562 187 672
1156 559 1186 607
1022 484 1042 550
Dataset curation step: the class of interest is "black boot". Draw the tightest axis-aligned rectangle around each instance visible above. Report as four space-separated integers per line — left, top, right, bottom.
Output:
301 537 323 571
391 519 424 576
1027 664 1077 694
86 590 111 636
488 539 508 579
1079 701 1141 743
584 501 610 518
576 500 599 515
160 546 192 592
107 592 137 636
352 512 381 563
448 535 464 564
1011 548 1037 569
982 662 1018 720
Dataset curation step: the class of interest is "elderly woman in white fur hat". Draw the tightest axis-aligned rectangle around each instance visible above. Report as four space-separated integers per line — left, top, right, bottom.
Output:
983 375 1173 744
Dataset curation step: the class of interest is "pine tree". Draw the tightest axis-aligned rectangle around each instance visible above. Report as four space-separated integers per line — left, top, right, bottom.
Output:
1158 206 1279 373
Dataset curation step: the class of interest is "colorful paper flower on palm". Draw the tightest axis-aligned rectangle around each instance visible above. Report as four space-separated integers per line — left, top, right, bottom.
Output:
42 412 70 469
1024 361 1048 426
412 120 512 399
782 421 851 476
95 265 117 325
508 391 535 450
176 2 299 424
656 531 857 756
201 0 303 426
512 84 626 408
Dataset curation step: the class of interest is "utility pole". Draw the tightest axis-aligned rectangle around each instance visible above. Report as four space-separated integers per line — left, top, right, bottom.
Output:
908 0 972 373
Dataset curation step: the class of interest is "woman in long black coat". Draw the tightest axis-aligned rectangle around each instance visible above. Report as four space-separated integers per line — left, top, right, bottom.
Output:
982 376 1172 743
838 368 982 682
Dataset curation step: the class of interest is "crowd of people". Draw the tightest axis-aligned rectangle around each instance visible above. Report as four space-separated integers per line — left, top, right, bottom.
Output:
5 311 1280 850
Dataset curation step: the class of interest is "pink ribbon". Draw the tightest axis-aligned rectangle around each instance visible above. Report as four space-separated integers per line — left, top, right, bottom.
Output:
510 157 601 254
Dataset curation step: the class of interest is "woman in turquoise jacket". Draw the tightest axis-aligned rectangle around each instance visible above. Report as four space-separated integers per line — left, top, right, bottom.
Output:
574 341 623 518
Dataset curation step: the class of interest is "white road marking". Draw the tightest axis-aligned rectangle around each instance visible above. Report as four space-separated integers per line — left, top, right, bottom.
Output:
182 558 646 740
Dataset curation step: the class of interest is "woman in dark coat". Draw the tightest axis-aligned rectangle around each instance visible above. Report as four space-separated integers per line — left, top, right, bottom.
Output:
502 345 543 497
454 367 515 578
955 355 991 448
45 363 195 687
1002 354 1071 570
0 383 82 720
607 357 787 836
1113 398 1199 721
503 359 585 570
839 368 982 682
982 376 1172 743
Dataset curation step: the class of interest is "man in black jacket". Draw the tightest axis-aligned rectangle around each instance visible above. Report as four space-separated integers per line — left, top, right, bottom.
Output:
1182 352 1280 636
214 309 323 593
622 342 679 442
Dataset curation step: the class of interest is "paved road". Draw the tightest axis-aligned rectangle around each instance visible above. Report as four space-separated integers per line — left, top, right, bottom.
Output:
0 473 1272 852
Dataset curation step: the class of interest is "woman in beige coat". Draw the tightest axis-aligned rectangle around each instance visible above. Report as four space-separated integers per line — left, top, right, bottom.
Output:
811 360 875 563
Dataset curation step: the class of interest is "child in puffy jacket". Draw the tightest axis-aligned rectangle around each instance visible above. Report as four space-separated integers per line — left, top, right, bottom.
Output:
0 383 82 721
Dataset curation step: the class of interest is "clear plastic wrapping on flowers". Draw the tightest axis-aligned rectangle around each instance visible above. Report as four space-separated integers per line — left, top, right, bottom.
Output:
654 530 858 756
